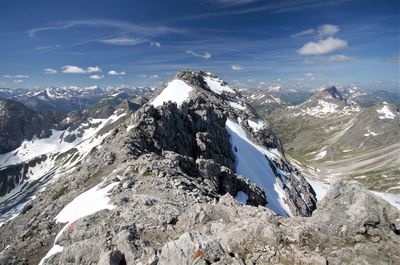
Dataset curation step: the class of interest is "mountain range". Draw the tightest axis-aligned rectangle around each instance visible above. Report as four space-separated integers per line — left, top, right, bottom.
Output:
265 86 400 195
0 70 399 265
0 86 154 113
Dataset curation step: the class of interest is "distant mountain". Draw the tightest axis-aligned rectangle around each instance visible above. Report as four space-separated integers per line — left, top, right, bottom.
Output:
245 85 400 115
267 86 400 194
0 85 154 113
0 99 63 153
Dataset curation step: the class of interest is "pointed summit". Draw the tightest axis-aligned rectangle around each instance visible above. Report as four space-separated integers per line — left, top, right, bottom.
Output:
323 86 345 101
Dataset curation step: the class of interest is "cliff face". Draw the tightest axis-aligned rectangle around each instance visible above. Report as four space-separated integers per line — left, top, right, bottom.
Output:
0 70 398 265
0 99 62 154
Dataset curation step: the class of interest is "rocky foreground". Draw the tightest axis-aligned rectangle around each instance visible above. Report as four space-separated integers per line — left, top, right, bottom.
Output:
0 70 399 265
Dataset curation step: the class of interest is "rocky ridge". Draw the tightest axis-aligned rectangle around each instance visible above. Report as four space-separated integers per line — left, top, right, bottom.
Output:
0 70 398 264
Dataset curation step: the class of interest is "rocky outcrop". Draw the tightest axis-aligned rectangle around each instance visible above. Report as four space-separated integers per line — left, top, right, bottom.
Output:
0 99 62 153
0 155 48 197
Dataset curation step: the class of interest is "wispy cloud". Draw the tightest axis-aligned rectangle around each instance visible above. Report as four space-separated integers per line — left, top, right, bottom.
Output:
108 70 126 75
34 45 61 50
44 68 58 74
292 24 339 38
13 79 24 83
172 0 350 22
298 37 348 55
27 19 184 38
99 37 147 46
318 24 339 37
89 74 104 80
290 29 314 38
62 65 87 74
211 0 256 7
150 41 161 48
3 74 29 78
329 54 355 62
186 50 212 59
231 64 243 71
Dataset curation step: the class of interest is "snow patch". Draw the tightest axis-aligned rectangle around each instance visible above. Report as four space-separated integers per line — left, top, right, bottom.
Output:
203 76 235 95
225 119 291 217
364 129 378 137
39 181 118 265
305 178 330 201
151 79 192 107
314 149 327 160
247 119 264 132
55 181 118 223
377 105 395 119
372 192 400 210
38 245 64 265
225 100 246 110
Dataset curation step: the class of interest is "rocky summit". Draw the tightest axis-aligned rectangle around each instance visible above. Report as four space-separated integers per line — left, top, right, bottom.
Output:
0 70 399 265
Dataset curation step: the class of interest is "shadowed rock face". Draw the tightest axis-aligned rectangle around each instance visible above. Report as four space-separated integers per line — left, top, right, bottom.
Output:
0 99 62 154
1 70 397 265
324 86 345 101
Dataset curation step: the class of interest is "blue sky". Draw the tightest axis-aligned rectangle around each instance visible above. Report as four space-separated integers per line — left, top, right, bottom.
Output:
0 0 399 90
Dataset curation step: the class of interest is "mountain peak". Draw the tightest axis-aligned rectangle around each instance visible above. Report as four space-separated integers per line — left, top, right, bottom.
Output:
322 86 345 101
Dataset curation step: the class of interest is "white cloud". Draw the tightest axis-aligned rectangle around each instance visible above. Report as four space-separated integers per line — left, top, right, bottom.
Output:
62 65 87 74
44 68 58 74
99 37 147 46
231 64 243 71
298 37 348 55
13 79 24 83
305 72 314 77
150 41 161 48
186 50 212 59
108 70 126 75
329 54 355 62
4 74 29 78
318 24 339 37
291 29 314 38
89 74 104 80
150 74 159 78
87 66 102 73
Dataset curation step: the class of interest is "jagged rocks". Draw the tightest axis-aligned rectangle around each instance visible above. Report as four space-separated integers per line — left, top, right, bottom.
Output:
0 99 62 153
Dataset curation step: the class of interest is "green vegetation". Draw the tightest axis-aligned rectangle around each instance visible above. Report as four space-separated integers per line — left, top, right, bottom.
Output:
84 171 102 185
52 186 69 200
142 171 153 176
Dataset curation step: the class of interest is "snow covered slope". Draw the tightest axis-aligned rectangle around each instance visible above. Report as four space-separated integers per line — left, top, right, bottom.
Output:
151 79 193 107
0 109 128 226
226 119 292 216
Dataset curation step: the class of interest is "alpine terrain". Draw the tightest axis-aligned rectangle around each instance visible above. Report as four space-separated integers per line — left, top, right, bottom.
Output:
0 70 399 265
266 86 400 197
